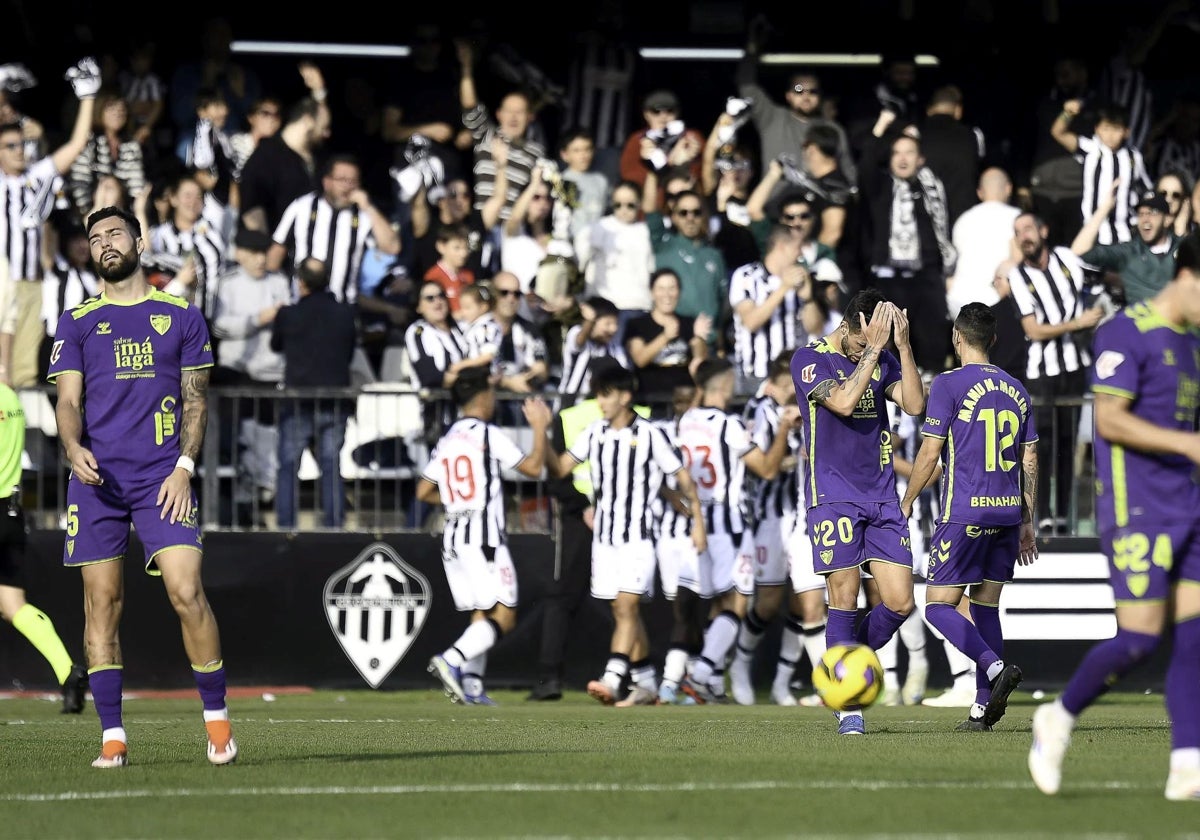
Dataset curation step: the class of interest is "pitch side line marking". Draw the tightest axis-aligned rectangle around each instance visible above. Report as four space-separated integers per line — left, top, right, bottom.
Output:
2 778 1155 802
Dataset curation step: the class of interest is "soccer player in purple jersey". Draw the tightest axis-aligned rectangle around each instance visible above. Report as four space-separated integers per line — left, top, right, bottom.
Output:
1029 234 1200 801
790 288 926 734
900 303 1040 731
47 206 235 769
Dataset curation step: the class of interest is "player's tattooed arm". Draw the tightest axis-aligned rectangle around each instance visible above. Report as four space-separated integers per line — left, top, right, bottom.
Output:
179 368 210 461
811 380 836 405
1021 442 1038 524
812 347 879 416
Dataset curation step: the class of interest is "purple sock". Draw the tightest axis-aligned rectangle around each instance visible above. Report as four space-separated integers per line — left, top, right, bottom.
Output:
827 608 858 646
1166 617 1200 750
193 664 228 711
1060 628 1159 716
90 667 123 732
926 602 997 669
970 602 1004 704
856 604 908 650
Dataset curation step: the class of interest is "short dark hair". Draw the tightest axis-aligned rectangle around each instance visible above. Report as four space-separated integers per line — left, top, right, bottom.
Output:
768 349 793 381
1173 232 1200 276
297 258 330 292
649 267 680 291
86 205 141 240
954 302 996 351
693 357 734 388
558 126 595 151
451 366 492 406
803 124 840 158
585 295 619 321
843 288 887 332
590 361 637 397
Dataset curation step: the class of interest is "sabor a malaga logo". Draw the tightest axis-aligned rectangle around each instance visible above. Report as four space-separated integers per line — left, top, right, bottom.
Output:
323 542 432 688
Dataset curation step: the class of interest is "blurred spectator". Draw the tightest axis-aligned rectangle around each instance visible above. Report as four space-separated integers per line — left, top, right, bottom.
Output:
39 227 99 375
1155 169 1194 236
271 257 357 530
624 268 710 407
574 179 654 337
237 65 330 234
645 189 728 333
488 271 548 394
229 96 282 184
424 222 475 316
559 127 608 239
558 295 629 399
68 91 145 220
1147 96 1200 186
619 90 705 199
1071 187 1179 306
919 84 985 228
146 172 226 320
168 17 262 144
947 167 1021 318
117 41 167 165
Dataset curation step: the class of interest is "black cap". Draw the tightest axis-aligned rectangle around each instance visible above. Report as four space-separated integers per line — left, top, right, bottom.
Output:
235 228 273 252
1135 190 1170 215
643 89 680 112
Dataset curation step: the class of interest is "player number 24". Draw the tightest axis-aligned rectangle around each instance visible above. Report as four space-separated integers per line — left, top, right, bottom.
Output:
1112 532 1173 574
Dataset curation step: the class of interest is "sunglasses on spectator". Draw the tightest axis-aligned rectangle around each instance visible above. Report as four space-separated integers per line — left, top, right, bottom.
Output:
1161 190 1184 199
792 85 821 95
421 292 447 302
613 201 638 209
782 211 813 221
648 107 676 114
675 208 703 217
496 288 521 297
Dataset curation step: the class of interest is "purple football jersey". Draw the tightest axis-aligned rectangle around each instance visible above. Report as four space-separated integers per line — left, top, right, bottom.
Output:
790 338 903 506
47 291 214 480
921 363 1037 526
1090 302 1200 527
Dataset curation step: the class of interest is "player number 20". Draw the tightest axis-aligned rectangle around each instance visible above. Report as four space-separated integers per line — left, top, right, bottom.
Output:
813 516 854 547
977 408 1019 472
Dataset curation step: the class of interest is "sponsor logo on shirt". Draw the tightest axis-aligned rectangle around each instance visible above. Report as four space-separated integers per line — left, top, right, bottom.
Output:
150 314 172 335
96 322 111 335
1094 350 1124 379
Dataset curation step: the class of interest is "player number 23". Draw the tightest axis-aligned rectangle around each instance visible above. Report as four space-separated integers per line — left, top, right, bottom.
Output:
680 444 717 488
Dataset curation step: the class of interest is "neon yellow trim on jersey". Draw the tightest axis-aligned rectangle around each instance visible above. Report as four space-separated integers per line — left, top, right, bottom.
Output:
69 295 109 319
1129 301 1185 334
150 290 192 309
1093 384 1136 399
1111 444 1128 527
942 430 956 523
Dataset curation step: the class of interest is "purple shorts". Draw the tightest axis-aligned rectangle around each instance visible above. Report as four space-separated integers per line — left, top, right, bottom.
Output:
926 521 1020 586
63 473 203 575
809 500 913 575
1101 519 1200 603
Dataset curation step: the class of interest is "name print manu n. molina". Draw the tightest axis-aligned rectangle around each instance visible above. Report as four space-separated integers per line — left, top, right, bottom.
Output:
955 375 1029 423
113 336 157 379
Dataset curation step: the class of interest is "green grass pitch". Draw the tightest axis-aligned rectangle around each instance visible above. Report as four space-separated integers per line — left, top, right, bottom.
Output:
0 689 1194 838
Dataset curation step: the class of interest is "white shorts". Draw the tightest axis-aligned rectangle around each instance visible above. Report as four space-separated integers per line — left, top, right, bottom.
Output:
753 512 796 586
592 540 657 600
689 532 755 598
442 542 518 611
656 535 696 600
787 507 825 594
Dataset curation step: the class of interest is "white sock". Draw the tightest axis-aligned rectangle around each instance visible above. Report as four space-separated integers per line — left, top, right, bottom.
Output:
699 612 740 674
101 726 127 745
1050 699 1078 729
1170 748 1200 771
877 634 898 671
630 661 658 690
801 622 827 670
462 653 487 696
945 639 975 679
900 612 927 668
450 619 498 663
602 656 629 692
662 648 688 687
202 708 229 723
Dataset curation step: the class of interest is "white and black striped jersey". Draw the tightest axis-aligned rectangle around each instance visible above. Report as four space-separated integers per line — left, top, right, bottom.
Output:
1007 247 1091 380
748 396 801 521
559 324 630 396
568 414 684 545
1101 54 1152 154
462 312 503 369
652 416 692 540
42 255 100 337
68 133 146 219
728 261 805 378
421 417 528 549
496 315 546 378
149 220 227 319
273 192 377 304
677 406 754 537
462 105 545 224
1077 135 1152 245
404 318 467 390
2 157 58 282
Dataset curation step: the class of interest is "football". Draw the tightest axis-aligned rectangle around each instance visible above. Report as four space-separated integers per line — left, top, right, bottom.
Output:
812 643 884 711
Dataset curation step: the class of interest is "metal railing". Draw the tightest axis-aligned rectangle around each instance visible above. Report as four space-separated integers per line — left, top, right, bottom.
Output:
16 387 1095 537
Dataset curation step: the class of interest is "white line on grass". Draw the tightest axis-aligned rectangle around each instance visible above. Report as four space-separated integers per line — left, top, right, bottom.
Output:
2 778 1155 803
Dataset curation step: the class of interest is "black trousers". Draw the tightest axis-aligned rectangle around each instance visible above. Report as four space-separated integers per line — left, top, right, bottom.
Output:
534 505 594 680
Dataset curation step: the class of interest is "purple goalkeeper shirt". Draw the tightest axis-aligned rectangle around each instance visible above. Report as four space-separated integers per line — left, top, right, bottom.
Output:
46 290 214 480
921 362 1037 527
791 337 902 506
1090 301 1200 528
